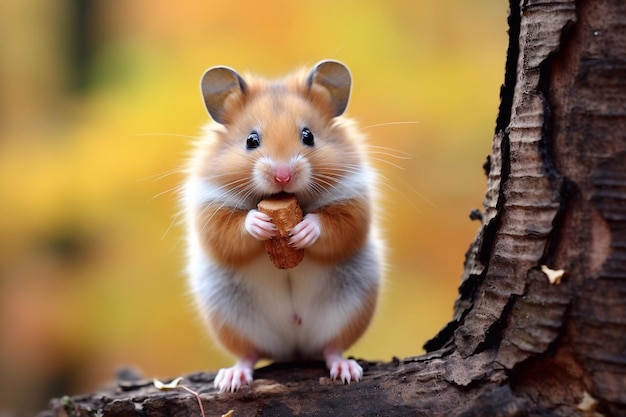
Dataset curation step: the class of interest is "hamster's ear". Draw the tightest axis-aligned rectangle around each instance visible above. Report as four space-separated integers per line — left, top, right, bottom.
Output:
200 66 247 124
306 60 351 117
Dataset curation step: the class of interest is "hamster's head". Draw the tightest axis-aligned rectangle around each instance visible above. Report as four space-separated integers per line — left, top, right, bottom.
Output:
197 60 365 208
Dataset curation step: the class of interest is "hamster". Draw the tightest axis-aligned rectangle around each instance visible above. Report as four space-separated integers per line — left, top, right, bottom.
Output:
183 60 383 393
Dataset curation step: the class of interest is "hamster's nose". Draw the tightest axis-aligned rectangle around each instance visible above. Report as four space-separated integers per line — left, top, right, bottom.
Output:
273 165 292 185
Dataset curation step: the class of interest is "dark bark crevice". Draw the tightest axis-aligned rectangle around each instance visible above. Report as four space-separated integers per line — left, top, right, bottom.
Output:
495 0 521 135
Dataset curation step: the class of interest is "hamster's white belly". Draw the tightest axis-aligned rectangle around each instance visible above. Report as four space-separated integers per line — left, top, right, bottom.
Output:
189 244 379 360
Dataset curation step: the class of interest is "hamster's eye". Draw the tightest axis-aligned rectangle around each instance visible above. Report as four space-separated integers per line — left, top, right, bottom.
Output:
246 131 261 150
301 128 314 146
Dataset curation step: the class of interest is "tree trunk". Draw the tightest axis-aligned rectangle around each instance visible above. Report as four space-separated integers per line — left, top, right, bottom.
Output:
41 0 626 416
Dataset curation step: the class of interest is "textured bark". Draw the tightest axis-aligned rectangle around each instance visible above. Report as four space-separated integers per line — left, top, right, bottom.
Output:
40 0 626 415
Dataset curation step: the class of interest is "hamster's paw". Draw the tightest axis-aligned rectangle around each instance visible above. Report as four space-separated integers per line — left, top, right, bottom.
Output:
245 209 277 240
290 213 321 249
324 350 363 384
214 361 254 393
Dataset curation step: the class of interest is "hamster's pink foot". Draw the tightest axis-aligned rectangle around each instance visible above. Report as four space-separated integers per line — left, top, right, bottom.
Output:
324 349 363 384
214 358 255 393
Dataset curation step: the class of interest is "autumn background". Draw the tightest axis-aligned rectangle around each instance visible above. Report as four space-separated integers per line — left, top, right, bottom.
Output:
0 1 507 413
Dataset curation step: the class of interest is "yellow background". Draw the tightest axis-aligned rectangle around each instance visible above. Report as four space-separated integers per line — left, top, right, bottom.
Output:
0 0 507 413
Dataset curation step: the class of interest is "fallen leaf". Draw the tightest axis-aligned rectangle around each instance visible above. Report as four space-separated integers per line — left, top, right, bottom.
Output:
153 377 184 390
576 391 599 412
541 265 565 285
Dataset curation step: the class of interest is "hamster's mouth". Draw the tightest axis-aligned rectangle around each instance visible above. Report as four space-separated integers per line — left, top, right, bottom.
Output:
261 191 298 203
268 191 294 198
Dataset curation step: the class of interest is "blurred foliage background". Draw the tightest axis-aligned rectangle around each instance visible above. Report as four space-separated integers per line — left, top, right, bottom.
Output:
0 0 507 413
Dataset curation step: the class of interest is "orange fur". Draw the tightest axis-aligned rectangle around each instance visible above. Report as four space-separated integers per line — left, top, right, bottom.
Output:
208 313 262 359
328 286 379 353
307 197 371 264
196 203 265 267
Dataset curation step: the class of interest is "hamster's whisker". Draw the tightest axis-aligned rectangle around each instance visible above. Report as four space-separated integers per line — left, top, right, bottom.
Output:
162 207 185 241
151 183 186 201
314 162 363 172
225 183 258 208
361 121 420 130
312 165 364 179
373 170 437 212
364 144 413 156
305 184 327 200
366 156 406 171
201 172 250 182
365 149 413 161
310 173 355 197
201 176 251 196
306 180 332 198
138 167 186 183
236 183 262 205
196 180 256 232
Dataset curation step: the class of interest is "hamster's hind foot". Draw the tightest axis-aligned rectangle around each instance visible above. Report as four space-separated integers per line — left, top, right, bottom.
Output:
214 357 256 393
324 349 363 384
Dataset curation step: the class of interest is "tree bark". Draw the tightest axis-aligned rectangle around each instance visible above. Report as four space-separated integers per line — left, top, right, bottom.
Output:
41 0 626 416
